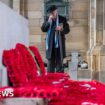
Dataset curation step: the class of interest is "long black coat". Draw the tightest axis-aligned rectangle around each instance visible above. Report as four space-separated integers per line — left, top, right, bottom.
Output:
41 15 70 60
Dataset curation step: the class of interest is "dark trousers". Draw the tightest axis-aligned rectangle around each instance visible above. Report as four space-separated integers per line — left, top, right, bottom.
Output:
47 48 64 73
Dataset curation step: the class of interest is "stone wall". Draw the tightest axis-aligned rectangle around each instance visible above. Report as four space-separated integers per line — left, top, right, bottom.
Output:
27 0 45 59
67 0 89 52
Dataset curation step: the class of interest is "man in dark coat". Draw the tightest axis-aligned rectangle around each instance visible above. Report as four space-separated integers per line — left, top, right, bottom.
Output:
41 5 70 73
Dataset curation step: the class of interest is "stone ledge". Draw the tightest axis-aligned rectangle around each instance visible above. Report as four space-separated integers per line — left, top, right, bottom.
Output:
0 98 47 105
78 69 91 78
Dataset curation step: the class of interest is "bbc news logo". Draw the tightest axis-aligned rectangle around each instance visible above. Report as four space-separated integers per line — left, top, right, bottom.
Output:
0 88 14 97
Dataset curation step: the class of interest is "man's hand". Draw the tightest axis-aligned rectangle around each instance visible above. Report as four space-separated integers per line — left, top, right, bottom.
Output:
56 24 63 31
48 15 53 22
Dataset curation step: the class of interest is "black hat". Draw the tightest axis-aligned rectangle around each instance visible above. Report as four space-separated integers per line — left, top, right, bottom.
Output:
47 5 57 13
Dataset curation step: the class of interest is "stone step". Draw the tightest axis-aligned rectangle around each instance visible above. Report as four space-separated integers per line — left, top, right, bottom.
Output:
0 98 48 105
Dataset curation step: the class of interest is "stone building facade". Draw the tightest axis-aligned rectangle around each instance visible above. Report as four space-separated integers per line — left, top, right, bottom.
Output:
0 0 105 82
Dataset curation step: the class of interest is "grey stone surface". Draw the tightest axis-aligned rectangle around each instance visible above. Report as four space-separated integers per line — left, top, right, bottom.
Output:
0 98 47 105
78 70 91 78
69 52 78 80
92 71 99 81
99 71 105 83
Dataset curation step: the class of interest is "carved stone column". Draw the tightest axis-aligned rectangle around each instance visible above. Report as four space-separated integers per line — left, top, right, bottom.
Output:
90 0 97 48
99 0 105 83
103 0 105 45
87 0 97 80
96 0 103 45
88 0 105 82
